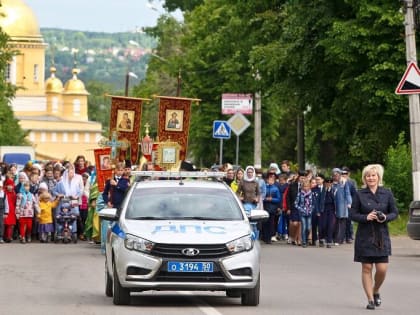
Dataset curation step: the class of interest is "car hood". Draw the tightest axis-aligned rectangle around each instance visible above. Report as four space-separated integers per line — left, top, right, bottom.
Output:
122 220 251 244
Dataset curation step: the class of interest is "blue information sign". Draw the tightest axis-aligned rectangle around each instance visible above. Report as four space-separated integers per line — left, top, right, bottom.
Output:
213 121 231 139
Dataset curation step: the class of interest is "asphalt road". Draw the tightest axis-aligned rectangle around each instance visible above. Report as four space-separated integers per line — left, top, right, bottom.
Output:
0 237 419 315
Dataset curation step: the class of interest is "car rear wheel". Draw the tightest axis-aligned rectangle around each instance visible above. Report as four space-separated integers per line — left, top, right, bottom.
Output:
112 262 130 305
241 274 260 306
105 260 113 297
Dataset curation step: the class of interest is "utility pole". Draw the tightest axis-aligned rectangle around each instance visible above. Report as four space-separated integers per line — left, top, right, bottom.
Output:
177 68 181 96
124 71 129 96
404 0 420 200
254 90 262 169
297 113 305 171
253 70 262 169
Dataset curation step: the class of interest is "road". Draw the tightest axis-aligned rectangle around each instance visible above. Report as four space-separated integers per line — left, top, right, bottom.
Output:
0 237 419 315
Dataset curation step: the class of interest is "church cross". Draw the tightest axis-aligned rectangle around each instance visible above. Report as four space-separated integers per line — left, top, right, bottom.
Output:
99 131 124 160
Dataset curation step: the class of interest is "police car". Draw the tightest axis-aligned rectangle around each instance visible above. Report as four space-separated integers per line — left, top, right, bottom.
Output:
99 171 268 306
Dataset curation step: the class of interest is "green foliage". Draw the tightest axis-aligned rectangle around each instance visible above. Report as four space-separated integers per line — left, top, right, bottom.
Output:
383 132 412 213
0 100 29 145
86 81 112 133
41 28 156 91
164 0 204 12
388 212 408 236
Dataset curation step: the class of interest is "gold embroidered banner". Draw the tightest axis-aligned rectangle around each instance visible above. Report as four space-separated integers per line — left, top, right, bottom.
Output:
94 147 112 192
157 96 200 161
108 95 150 165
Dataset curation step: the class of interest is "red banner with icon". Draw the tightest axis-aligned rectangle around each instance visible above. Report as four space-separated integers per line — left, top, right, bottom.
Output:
157 96 199 161
94 147 113 192
109 95 150 165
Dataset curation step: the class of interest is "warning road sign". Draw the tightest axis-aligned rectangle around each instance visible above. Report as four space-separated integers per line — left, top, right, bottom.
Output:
395 62 420 94
213 121 231 139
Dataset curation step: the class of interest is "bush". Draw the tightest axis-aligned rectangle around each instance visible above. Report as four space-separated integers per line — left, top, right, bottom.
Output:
383 132 412 213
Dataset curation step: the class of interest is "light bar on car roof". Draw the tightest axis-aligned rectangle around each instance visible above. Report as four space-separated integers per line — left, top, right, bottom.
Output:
131 171 226 178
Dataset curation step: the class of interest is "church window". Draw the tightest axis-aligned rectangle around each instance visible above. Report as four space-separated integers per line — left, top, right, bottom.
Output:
73 133 79 143
29 132 35 142
63 132 68 143
40 132 46 142
51 132 57 142
52 97 59 113
33 64 39 82
5 64 11 82
84 133 90 143
73 99 81 116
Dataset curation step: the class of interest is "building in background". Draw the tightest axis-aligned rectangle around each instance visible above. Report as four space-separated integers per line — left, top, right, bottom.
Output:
0 0 102 162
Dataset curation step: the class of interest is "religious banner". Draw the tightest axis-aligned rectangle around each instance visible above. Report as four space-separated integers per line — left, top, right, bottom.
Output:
94 147 113 192
156 96 200 161
108 95 151 165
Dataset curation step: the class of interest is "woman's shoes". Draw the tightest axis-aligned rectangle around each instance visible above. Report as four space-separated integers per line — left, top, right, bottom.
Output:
373 293 381 307
366 301 375 310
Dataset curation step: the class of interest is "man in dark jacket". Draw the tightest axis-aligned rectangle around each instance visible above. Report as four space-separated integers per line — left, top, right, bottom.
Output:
102 162 130 209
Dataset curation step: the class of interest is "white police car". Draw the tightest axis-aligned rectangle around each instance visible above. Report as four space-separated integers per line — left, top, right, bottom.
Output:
99 171 268 306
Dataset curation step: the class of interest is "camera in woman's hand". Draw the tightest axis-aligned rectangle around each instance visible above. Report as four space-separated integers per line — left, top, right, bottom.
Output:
375 210 386 221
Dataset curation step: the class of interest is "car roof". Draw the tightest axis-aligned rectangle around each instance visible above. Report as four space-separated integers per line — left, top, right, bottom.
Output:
133 179 230 191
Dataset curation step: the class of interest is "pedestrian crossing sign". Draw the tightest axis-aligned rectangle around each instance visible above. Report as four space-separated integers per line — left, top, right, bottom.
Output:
213 120 231 139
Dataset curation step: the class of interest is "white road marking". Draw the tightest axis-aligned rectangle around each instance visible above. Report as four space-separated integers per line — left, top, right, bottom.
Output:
178 291 224 315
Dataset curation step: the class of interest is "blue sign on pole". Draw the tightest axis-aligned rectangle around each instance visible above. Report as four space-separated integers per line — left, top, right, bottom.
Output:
213 121 231 139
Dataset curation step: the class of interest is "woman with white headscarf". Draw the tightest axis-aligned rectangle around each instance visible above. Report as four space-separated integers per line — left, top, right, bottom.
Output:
53 164 83 234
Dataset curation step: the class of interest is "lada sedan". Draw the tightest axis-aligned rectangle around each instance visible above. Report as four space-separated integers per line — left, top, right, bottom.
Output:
99 172 268 306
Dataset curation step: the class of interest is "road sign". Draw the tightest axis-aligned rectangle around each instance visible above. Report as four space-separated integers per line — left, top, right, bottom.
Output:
396 62 420 94
213 120 231 139
222 93 253 115
228 113 250 136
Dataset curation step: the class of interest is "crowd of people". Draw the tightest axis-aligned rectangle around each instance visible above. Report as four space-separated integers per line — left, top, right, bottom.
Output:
221 160 357 248
0 155 104 244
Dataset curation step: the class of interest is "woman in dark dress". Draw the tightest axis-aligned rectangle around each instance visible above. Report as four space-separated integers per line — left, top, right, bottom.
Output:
350 164 398 310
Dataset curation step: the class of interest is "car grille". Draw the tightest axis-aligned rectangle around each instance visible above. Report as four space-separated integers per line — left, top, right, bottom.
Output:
151 243 230 259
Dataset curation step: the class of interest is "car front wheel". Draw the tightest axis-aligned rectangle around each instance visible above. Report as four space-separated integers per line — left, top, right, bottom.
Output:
112 262 130 305
241 274 260 306
105 260 113 297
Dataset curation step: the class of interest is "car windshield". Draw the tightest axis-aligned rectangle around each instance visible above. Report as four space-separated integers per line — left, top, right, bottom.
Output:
125 187 243 220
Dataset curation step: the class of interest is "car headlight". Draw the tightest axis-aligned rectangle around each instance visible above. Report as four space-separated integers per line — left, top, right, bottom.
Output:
124 234 154 253
226 235 253 253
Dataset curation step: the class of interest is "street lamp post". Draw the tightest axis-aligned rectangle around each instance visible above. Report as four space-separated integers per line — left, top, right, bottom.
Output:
253 70 262 169
124 71 138 96
150 53 181 96
125 40 140 97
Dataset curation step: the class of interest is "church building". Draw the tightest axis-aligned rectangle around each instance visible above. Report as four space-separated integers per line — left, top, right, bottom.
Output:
0 0 103 162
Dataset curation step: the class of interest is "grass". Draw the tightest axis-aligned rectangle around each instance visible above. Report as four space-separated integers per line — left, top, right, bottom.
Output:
388 212 409 236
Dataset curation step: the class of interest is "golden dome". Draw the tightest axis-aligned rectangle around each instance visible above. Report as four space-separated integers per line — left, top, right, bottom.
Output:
0 0 43 42
63 68 89 95
45 67 63 93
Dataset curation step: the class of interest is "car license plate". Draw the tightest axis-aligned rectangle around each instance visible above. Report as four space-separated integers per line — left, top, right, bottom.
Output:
167 261 214 272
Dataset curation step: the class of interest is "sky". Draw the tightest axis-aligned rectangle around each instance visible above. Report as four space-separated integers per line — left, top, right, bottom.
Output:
24 0 181 33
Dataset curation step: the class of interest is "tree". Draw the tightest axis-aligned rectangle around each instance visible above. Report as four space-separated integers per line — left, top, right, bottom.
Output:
145 0 410 171
164 0 204 12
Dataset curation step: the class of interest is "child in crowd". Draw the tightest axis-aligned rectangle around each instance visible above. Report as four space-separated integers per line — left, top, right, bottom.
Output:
37 191 59 243
16 181 38 243
3 178 17 242
0 181 7 243
56 203 76 236
294 180 315 248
